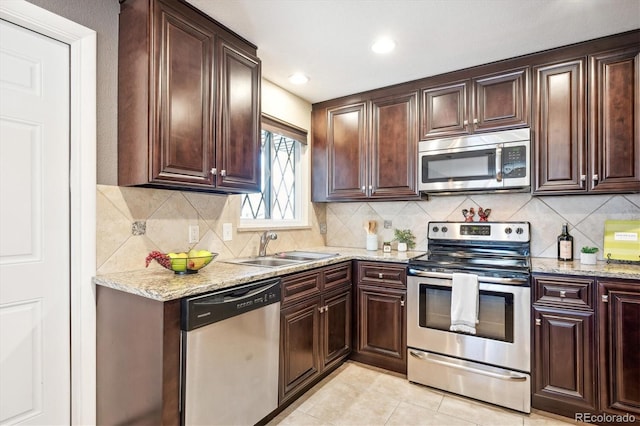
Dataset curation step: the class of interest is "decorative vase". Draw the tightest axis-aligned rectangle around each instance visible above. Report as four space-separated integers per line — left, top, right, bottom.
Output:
397 242 408 252
580 252 597 265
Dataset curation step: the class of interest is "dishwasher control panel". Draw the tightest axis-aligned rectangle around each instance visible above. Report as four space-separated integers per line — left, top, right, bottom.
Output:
181 278 281 331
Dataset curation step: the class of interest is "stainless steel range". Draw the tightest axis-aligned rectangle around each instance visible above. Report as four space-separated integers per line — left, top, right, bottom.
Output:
407 221 531 413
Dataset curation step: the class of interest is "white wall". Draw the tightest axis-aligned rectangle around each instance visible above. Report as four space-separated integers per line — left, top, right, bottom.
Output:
27 0 119 185
262 79 311 131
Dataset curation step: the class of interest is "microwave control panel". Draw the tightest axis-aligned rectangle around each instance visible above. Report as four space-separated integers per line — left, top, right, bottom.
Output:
502 146 527 178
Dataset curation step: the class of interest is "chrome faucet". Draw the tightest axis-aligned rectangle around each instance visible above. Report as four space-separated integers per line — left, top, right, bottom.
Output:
258 231 277 256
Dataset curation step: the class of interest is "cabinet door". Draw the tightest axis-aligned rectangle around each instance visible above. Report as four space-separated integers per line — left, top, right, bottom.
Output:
589 46 640 193
533 59 587 194
279 297 321 404
420 81 469 139
370 92 419 199
532 306 597 415
354 284 406 373
325 103 368 200
217 41 261 192
151 0 215 186
321 287 351 370
598 280 640 417
472 67 529 133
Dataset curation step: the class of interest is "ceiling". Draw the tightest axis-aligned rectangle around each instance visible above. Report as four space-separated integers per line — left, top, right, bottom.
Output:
186 0 640 104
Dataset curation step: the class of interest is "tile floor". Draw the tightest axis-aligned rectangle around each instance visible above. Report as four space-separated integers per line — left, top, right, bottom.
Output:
268 361 584 426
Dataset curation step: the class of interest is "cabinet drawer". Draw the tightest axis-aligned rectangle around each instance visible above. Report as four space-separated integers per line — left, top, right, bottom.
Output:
323 262 352 291
358 262 406 289
281 269 321 306
533 275 594 310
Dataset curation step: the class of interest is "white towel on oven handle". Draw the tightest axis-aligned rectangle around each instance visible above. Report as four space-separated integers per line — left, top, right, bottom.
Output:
449 272 479 335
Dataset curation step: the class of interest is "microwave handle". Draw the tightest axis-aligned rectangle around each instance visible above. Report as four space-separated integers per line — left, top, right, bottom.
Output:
495 145 503 182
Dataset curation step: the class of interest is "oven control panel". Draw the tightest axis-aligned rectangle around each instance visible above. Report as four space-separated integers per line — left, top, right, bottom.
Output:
428 221 530 242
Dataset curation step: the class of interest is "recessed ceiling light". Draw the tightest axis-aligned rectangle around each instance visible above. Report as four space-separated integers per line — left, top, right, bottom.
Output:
371 37 396 54
288 73 309 85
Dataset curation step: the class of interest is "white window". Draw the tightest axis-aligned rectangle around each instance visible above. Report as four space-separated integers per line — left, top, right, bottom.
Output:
240 115 309 229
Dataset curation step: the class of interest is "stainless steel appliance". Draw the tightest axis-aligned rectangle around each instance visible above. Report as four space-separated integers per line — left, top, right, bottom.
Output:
407 221 532 413
181 278 281 425
418 128 530 193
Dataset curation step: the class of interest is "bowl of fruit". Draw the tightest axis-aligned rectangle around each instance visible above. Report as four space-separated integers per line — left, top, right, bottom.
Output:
146 249 218 274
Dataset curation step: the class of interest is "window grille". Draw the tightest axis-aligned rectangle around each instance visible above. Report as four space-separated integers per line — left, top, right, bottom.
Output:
241 129 298 220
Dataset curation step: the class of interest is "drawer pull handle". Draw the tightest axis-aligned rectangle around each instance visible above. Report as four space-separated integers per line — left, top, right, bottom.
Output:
535 319 541 326
559 290 566 298
400 300 405 307
378 273 384 279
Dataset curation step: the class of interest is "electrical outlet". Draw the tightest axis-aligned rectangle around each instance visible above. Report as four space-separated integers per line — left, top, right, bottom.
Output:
188 225 199 243
222 223 233 241
384 220 392 229
319 223 327 234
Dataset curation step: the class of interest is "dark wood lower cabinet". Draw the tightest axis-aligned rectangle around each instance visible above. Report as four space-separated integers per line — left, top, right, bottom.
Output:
352 261 407 374
279 296 321 401
598 279 640 421
96 286 181 425
532 306 597 416
278 263 352 405
354 285 406 373
322 287 352 369
533 274 640 424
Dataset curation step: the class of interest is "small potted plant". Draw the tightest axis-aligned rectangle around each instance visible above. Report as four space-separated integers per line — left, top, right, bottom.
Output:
580 246 598 265
394 228 416 252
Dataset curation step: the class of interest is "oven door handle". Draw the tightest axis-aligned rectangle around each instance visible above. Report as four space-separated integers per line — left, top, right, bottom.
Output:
408 269 528 286
409 350 528 382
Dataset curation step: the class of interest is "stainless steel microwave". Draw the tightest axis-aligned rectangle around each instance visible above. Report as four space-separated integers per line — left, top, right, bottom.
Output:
418 128 530 193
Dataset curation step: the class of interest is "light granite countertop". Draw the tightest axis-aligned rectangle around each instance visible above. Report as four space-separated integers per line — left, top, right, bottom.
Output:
93 246 424 302
532 257 640 281
94 247 640 302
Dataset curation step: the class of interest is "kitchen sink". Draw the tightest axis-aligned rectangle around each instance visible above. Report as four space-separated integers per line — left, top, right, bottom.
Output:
232 258 301 267
224 251 339 268
272 251 339 261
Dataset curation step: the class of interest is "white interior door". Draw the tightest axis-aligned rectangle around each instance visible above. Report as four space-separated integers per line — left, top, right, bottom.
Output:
0 19 70 425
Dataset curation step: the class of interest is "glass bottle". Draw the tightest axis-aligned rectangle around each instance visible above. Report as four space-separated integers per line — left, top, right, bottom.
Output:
557 223 574 261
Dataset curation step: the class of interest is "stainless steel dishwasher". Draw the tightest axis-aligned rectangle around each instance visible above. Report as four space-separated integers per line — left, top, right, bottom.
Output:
181 278 281 425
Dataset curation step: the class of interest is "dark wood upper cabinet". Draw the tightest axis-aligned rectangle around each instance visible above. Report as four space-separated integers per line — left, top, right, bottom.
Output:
118 0 261 193
217 41 261 191
313 91 420 202
420 82 468 139
420 68 529 140
152 1 215 187
533 42 640 195
533 59 587 193
370 92 419 199
589 46 640 193
325 103 368 200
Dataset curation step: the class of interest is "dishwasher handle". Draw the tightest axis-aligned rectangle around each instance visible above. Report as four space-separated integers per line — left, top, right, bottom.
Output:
181 278 281 331
194 281 279 305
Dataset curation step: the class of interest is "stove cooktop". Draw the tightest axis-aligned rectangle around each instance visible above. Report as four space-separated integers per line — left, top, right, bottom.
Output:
409 221 531 280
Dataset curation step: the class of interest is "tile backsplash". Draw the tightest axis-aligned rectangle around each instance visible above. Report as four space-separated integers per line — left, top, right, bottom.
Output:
96 185 326 274
326 193 640 260
97 184 639 274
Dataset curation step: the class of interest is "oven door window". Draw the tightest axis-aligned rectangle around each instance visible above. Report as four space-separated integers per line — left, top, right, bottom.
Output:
418 284 514 342
422 149 495 183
